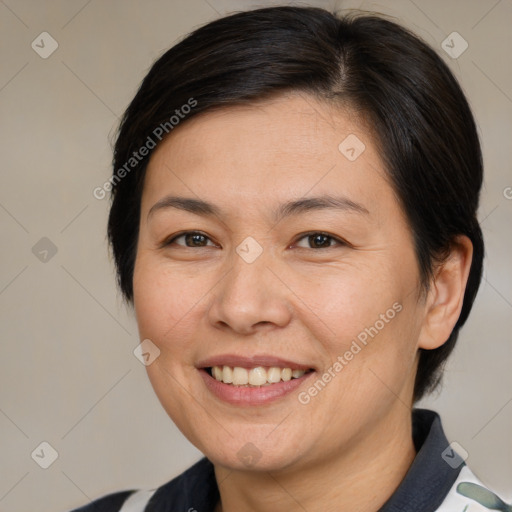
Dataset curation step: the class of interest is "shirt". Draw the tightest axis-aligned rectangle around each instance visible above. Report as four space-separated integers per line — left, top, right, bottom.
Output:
69 408 510 511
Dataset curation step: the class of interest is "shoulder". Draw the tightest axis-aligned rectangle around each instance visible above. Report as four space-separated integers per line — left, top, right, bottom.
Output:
435 464 511 511
67 457 216 512
68 489 135 511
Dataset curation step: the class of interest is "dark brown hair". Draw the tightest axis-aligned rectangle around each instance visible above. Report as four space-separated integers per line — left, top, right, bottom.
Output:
107 6 484 402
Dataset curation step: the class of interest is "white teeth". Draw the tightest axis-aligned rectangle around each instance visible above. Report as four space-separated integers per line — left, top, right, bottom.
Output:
213 366 223 381
222 365 233 384
281 368 292 381
209 365 310 386
232 367 249 385
248 367 267 385
267 367 282 383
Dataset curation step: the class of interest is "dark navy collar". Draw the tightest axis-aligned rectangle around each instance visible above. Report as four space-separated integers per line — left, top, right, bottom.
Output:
147 455 218 512
147 408 463 512
378 408 463 511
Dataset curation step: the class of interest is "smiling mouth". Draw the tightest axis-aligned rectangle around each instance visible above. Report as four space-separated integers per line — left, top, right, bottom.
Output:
206 365 315 387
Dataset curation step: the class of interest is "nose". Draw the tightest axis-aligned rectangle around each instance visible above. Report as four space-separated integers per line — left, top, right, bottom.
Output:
207 246 292 335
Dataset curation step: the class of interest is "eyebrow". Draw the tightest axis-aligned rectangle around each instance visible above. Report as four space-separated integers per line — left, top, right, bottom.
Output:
147 194 369 222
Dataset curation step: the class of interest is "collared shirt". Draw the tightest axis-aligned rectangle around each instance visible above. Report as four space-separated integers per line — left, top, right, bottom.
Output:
69 409 509 511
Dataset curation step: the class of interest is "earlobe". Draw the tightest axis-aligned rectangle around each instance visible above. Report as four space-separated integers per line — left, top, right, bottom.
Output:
418 235 474 350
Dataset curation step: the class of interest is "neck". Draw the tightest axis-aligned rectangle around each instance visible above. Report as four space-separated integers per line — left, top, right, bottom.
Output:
213 406 416 512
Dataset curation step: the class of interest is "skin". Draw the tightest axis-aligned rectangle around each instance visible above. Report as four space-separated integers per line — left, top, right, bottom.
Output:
132 92 473 512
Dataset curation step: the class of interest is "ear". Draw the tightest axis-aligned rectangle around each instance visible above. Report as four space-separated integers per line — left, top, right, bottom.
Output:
418 235 474 350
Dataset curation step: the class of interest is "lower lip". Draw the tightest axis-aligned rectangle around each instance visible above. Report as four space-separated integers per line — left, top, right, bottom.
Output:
199 369 315 406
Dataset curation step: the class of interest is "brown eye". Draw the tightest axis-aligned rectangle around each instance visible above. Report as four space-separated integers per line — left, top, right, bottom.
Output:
165 231 216 248
294 232 345 249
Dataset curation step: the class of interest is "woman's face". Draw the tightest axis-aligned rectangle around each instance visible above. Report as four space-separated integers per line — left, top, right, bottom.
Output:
133 92 427 472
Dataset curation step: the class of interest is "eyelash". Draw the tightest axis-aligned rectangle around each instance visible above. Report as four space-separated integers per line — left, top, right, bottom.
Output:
162 230 347 250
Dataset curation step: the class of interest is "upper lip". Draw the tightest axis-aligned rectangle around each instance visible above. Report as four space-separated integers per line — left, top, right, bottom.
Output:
196 354 315 371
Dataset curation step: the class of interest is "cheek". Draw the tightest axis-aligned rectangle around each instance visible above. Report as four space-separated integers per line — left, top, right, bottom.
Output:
301 256 421 393
132 256 204 351
297 261 400 344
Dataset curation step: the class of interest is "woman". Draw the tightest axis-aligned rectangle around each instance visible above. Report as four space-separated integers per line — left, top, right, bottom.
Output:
72 6 508 512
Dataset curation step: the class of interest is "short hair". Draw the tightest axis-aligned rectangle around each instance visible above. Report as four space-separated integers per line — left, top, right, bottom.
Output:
107 6 484 402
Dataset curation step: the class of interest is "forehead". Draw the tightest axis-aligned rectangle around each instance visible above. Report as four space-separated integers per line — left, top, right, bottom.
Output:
149 92 370 165
142 92 392 220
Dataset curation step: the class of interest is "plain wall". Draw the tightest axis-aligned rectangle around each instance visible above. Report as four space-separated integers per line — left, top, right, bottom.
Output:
0 1 510 511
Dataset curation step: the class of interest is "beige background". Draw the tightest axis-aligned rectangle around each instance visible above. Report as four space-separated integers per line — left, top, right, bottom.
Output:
0 1 511 511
